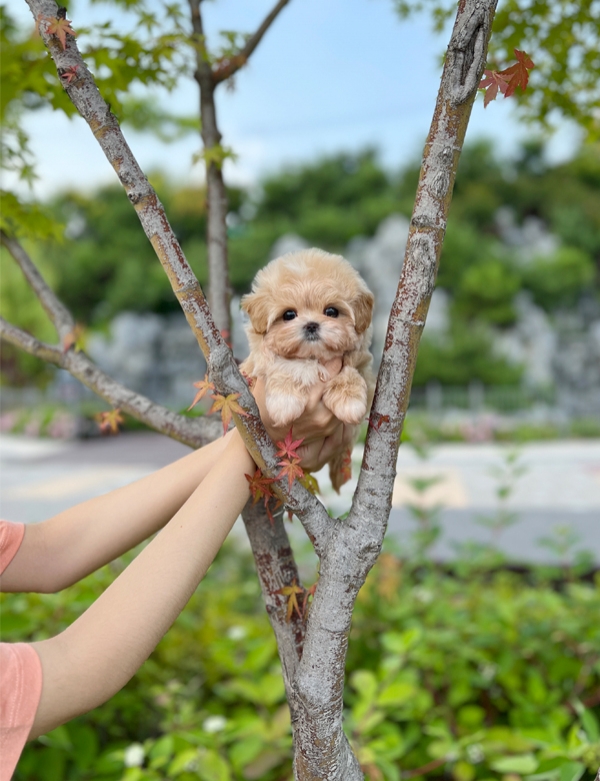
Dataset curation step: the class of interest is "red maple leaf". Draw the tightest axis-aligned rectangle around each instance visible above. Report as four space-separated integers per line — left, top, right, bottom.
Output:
480 49 535 106
368 413 390 431
500 49 535 97
245 469 281 524
41 15 77 50
209 392 248 436
479 69 510 107
188 375 214 410
246 468 276 505
60 65 80 84
276 456 304 490
275 429 305 461
95 408 124 435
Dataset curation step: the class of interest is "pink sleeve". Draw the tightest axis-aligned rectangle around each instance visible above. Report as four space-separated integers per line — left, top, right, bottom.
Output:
0 643 43 781
0 522 25 576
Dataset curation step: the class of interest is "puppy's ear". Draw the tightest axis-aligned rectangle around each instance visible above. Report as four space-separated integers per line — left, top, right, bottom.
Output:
353 288 374 334
240 289 272 334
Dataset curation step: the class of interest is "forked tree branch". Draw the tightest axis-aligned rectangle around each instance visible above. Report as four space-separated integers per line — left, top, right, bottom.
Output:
212 0 291 84
17 0 500 776
1 230 74 343
21 0 335 755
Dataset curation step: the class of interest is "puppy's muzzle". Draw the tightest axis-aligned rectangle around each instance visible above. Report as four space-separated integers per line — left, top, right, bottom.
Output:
303 322 321 342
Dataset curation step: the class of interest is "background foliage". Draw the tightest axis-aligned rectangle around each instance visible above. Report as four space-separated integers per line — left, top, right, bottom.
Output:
2 540 599 781
2 138 598 389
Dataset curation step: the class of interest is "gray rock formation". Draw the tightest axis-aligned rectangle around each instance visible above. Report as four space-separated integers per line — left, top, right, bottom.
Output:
87 312 206 408
495 207 559 261
495 293 558 389
269 233 310 260
552 309 600 417
346 214 410 361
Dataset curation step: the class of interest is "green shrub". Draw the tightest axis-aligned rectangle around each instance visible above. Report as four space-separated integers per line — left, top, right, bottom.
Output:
413 325 523 386
0 245 58 387
453 259 522 326
3 542 599 781
522 247 596 311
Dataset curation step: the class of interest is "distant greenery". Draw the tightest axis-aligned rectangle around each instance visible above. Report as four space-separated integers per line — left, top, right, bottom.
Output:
3 540 599 781
412 324 523 387
1 140 598 388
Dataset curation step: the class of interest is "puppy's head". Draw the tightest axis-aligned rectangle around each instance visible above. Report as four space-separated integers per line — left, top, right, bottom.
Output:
241 248 374 361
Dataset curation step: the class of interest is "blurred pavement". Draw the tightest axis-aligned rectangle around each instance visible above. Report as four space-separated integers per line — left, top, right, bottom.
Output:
1 433 599 565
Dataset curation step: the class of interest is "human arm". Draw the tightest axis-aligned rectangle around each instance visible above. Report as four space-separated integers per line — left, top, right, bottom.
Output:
0 435 231 593
28 427 254 739
1 365 348 595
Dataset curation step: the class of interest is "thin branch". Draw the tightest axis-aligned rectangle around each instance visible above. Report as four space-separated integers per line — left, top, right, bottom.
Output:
403 758 447 779
0 318 63 365
1 230 74 342
188 0 231 338
0 316 221 448
212 0 291 84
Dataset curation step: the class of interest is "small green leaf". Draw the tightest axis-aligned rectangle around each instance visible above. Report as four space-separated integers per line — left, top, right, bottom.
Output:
558 761 585 781
491 754 539 774
350 670 378 700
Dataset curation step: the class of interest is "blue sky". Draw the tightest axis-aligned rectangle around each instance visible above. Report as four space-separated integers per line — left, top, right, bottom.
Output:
14 0 582 198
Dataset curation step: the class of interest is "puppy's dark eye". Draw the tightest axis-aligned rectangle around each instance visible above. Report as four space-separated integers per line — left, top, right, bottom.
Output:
324 306 339 318
282 310 297 321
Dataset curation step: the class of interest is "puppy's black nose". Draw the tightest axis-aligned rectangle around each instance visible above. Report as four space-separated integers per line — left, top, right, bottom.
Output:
304 322 321 342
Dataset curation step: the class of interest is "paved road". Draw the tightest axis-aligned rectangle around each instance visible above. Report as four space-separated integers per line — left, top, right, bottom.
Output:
1 433 599 565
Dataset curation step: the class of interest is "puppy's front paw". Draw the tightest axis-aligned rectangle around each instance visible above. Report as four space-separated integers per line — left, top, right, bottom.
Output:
266 393 307 428
328 395 367 426
323 370 367 425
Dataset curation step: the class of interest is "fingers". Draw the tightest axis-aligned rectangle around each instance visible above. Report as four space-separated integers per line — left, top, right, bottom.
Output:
252 376 339 444
296 424 351 473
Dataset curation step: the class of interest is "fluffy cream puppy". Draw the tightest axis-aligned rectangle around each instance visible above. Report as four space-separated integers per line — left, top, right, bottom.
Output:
241 248 375 489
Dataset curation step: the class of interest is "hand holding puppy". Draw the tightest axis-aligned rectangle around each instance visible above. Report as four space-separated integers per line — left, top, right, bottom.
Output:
252 364 355 473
